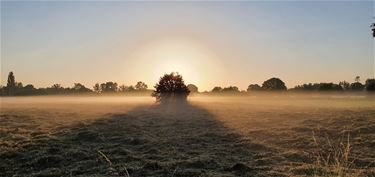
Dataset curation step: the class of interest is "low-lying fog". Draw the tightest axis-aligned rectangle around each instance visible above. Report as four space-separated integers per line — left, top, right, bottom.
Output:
1 94 374 176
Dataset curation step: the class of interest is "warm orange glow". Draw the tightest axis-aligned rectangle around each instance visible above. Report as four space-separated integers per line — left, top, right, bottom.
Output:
128 37 222 90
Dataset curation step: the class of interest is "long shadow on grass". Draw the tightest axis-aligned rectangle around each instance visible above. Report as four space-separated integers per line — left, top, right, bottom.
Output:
1 102 279 177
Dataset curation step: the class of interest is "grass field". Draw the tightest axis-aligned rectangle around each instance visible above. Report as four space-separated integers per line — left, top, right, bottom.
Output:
1 95 374 177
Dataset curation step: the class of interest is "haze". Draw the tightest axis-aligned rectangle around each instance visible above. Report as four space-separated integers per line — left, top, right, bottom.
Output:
1 1 374 91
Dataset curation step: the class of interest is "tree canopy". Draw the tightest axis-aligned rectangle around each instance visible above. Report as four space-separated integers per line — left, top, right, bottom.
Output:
262 78 287 91
152 72 190 103
187 84 198 93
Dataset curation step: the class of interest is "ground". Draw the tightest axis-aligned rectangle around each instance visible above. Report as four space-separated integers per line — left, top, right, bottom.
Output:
0 95 374 177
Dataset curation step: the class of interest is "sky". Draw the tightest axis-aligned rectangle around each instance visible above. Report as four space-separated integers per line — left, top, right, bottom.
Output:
1 1 374 91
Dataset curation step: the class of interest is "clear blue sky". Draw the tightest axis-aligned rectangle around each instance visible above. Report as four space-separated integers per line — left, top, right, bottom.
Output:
1 1 374 91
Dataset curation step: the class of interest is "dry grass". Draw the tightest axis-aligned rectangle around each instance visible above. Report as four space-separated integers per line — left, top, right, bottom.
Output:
0 95 374 177
311 131 365 177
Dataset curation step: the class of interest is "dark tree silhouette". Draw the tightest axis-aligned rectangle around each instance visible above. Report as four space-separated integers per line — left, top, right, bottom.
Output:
72 83 92 93
119 85 136 92
222 86 240 92
350 76 364 91
262 78 287 91
211 86 223 92
247 84 262 91
339 81 350 90
350 82 364 91
187 84 198 93
152 72 190 103
355 76 361 83
372 22 375 38
318 83 343 91
6 72 16 95
365 78 375 91
100 82 118 92
24 84 35 90
135 81 148 91
51 84 62 90
93 83 101 93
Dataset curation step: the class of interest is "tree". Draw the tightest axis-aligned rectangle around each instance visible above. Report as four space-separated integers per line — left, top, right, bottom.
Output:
51 84 62 90
372 22 375 38
187 84 198 93
93 83 101 93
119 85 128 92
247 84 262 91
222 86 239 92
16 82 23 89
262 78 287 91
365 78 375 91
100 82 118 92
355 76 361 83
318 83 343 91
152 72 190 103
119 85 136 92
24 84 35 90
6 72 16 95
73 83 91 93
350 82 364 91
127 85 136 92
211 86 222 93
339 81 350 90
135 81 148 91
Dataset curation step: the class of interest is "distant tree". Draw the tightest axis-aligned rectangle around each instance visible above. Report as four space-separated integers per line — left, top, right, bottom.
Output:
222 86 240 92
119 85 128 92
247 84 262 91
350 82 364 91
72 83 91 93
350 76 364 91
6 72 16 95
128 85 136 92
339 81 350 90
93 83 101 93
371 22 375 38
15 84 37 95
51 84 62 90
135 81 148 91
318 83 343 91
355 76 361 83
0 85 5 96
152 72 190 103
119 85 136 92
24 84 35 90
16 82 23 89
262 78 287 91
211 86 223 93
187 84 198 93
100 82 118 92
365 78 375 91
44 84 65 94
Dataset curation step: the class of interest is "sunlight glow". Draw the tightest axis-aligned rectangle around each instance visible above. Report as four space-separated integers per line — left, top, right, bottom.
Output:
129 37 221 90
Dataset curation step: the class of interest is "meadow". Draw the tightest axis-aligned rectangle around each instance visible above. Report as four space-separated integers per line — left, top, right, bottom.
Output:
1 95 374 177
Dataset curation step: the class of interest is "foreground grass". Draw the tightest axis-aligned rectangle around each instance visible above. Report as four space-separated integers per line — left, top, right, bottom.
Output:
0 96 374 176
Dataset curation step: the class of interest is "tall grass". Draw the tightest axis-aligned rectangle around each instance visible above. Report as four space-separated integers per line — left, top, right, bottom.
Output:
311 131 368 177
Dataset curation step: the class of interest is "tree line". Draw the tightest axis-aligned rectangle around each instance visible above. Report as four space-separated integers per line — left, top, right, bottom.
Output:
1 71 374 96
0 72 152 96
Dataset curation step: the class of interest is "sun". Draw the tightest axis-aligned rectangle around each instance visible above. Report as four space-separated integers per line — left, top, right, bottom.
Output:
128 37 220 89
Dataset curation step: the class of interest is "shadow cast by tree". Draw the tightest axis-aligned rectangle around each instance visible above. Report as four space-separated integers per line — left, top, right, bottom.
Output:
1 103 277 177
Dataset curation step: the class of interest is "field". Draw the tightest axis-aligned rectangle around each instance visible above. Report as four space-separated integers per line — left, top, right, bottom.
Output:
1 95 375 177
